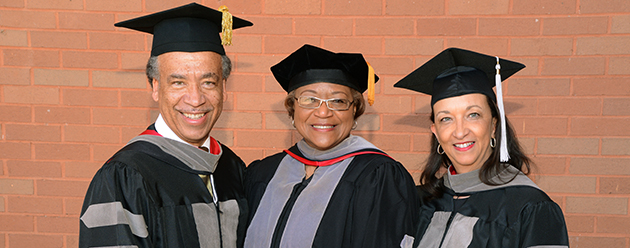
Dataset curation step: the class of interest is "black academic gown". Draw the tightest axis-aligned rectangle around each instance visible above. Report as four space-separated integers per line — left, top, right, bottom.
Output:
413 166 569 248
244 136 419 248
79 125 247 248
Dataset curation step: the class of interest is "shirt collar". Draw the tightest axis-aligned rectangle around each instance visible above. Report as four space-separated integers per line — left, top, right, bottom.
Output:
154 114 211 150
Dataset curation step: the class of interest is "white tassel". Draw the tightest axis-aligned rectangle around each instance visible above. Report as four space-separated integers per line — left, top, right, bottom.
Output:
495 56 510 162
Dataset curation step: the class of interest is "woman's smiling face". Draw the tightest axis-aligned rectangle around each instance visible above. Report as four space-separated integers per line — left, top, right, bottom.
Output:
431 93 497 174
293 82 356 151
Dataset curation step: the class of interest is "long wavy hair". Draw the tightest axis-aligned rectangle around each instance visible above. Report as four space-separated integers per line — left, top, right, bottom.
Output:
418 95 532 203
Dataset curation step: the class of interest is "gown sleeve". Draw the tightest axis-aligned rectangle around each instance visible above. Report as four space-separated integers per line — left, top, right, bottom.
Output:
348 158 420 248
79 161 156 248
518 200 569 248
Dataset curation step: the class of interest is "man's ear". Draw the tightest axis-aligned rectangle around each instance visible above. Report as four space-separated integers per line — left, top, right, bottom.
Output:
222 78 228 102
151 78 159 102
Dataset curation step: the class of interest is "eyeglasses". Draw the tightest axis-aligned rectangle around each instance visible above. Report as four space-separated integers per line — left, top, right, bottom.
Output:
294 96 354 111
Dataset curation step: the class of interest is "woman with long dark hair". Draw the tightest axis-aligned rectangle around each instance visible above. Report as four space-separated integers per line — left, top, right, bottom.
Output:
395 48 569 248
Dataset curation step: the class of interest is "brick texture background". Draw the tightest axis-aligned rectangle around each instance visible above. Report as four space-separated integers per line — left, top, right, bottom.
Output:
1 0 629 247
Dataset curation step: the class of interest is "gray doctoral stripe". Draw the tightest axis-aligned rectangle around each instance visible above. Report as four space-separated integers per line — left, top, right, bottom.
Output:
218 200 241 248
279 156 353 248
192 200 240 248
80 202 148 238
244 154 305 248
400 234 415 248
444 165 540 194
244 135 381 248
416 212 478 248
416 211 450 248
128 134 222 173
440 213 478 247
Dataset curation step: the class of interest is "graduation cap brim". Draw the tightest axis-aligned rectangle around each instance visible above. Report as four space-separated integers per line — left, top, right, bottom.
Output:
393 47 525 99
114 3 253 56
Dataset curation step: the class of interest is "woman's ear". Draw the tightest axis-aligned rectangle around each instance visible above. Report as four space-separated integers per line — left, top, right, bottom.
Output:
492 117 498 138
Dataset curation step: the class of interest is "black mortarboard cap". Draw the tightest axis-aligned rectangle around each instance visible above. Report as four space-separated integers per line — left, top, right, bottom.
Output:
114 2 253 56
271 44 379 94
393 47 524 106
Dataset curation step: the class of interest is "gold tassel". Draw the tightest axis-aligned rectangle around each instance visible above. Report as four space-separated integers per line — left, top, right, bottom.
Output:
367 62 375 106
219 5 233 46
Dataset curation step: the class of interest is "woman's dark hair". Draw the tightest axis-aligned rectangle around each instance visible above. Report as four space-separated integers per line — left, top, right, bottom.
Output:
418 95 532 203
284 87 366 120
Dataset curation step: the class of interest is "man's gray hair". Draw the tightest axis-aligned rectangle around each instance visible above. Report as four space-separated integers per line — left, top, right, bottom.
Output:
146 54 232 88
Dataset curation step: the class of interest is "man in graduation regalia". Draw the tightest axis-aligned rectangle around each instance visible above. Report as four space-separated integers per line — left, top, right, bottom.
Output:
79 3 252 248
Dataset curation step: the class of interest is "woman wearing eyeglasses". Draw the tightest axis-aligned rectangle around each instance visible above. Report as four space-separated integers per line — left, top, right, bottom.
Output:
244 44 419 248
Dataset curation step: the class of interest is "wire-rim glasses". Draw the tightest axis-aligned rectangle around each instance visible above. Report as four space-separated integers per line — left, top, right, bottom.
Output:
294 96 354 111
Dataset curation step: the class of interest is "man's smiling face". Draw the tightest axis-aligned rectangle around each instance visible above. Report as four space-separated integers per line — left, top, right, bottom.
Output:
152 51 226 147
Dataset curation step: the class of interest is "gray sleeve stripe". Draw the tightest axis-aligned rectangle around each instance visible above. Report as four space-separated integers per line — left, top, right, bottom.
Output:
80 202 149 238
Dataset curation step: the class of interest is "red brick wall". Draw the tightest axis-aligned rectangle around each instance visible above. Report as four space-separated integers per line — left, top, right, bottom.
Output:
1 0 629 247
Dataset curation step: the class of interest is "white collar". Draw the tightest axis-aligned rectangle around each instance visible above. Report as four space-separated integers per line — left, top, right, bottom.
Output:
154 114 211 149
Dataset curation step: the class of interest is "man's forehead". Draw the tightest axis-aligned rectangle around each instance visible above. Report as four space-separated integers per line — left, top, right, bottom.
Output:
166 72 220 80
157 51 222 61
157 52 222 71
